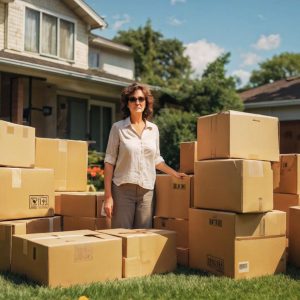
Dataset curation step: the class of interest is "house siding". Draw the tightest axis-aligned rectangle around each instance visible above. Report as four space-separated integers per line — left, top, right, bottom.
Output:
0 3 4 50
6 0 89 68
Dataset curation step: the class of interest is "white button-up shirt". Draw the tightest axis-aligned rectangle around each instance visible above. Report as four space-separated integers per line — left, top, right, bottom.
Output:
104 117 164 190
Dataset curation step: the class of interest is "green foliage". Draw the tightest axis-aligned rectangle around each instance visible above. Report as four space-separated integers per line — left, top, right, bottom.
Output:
158 53 244 115
113 20 192 89
1 266 300 299
154 109 197 170
87 151 105 191
250 52 300 87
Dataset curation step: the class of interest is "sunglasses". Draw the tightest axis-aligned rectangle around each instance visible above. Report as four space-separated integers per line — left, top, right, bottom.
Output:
128 96 146 103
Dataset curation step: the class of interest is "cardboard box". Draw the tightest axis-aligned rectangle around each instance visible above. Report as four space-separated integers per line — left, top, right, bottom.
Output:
289 206 300 267
189 208 286 279
0 168 55 221
58 192 104 217
180 142 197 174
274 154 300 194
63 216 110 231
272 162 280 191
197 110 279 162
0 120 35 168
153 217 188 247
11 230 122 287
177 247 189 267
98 228 177 278
35 138 88 192
274 193 300 237
0 216 61 271
194 159 273 213
155 175 193 219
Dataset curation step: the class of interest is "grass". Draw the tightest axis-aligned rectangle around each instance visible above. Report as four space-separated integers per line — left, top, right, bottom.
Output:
1 265 300 300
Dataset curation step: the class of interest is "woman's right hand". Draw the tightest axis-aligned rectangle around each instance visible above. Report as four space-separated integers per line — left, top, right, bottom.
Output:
104 197 114 218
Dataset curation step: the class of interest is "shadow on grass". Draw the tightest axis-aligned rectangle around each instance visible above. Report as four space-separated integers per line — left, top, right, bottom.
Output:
0 271 39 287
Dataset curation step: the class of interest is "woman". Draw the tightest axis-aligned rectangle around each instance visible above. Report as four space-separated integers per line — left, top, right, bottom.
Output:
104 82 186 229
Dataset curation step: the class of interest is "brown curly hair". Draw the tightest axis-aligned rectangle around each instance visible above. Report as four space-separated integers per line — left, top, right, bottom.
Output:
120 82 154 120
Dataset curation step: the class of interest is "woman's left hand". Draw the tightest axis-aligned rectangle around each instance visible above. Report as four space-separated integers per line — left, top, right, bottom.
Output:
174 172 188 179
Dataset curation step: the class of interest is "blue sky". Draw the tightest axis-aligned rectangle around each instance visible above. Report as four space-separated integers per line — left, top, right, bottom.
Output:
85 0 300 86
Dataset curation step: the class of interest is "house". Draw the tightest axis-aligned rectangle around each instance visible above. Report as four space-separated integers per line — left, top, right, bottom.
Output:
240 77 300 153
0 0 135 152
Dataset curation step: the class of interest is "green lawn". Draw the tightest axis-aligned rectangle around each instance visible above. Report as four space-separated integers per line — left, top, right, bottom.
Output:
1 265 300 300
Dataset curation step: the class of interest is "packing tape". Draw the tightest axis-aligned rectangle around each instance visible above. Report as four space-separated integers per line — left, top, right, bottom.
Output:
49 218 54 232
23 240 28 256
12 169 22 188
247 161 264 177
259 218 266 236
58 140 68 152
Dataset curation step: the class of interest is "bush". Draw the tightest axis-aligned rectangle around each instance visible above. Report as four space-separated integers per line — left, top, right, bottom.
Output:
154 108 197 170
87 151 105 191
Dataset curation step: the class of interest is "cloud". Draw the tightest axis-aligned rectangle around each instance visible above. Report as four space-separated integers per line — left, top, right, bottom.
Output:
253 34 281 50
112 14 131 30
232 69 251 87
170 0 186 5
184 39 224 77
168 16 184 26
257 14 266 21
241 52 261 66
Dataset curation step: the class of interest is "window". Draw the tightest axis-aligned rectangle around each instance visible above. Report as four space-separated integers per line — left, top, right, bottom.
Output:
89 48 100 69
24 7 75 61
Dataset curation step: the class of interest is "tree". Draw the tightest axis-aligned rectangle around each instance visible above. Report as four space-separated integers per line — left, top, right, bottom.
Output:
249 52 300 87
154 108 197 170
113 20 192 89
158 53 244 115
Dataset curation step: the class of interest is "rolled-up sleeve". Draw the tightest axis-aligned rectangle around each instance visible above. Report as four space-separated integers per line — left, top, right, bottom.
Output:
104 124 119 165
154 127 165 166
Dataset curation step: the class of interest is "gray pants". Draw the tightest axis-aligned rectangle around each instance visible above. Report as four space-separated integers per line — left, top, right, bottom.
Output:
111 183 154 229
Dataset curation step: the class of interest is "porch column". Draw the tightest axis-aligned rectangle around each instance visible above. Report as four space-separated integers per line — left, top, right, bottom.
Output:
11 77 24 124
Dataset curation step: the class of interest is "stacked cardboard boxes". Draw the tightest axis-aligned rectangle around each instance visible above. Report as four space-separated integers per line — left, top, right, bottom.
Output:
0 121 59 271
190 110 286 279
98 228 177 278
273 155 300 238
154 142 195 266
57 192 110 230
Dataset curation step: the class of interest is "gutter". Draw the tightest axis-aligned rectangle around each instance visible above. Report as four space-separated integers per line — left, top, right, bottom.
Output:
0 56 131 87
244 99 300 109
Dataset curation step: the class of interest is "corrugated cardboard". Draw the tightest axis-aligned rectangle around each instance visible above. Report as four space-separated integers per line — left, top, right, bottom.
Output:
54 192 62 215
0 120 35 168
274 154 300 194
35 138 88 191
194 159 273 213
0 168 55 221
11 230 122 287
155 175 193 219
177 247 189 267
274 193 300 237
0 216 61 271
289 206 300 267
63 216 110 231
189 208 286 279
153 217 188 247
59 192 104 217
180 142 197 174
197 110 279 162
98 228 177 278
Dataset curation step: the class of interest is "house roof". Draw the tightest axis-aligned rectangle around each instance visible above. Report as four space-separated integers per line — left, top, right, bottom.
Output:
62 0 107 29
89 34 132 54
240 77 300 103
0 50 133 86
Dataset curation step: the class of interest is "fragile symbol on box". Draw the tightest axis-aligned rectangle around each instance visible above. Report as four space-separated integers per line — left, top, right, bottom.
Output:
173 183 186 190
29 195 49 209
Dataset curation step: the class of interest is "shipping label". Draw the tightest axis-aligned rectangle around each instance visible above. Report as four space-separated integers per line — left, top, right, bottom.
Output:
238 261 249 273
209 218 222 227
